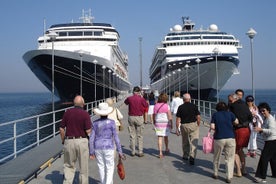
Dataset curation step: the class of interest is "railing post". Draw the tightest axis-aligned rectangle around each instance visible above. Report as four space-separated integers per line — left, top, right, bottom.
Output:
209 103 212 118
53 112 56 137
37 117 40 146
14 122 17 159
203 101 206 117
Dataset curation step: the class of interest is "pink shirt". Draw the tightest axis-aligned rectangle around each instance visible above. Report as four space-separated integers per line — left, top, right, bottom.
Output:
154 103 170 123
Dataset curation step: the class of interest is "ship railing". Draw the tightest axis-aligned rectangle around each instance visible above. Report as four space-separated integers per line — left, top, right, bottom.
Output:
191 99 216 124
0 99 107 164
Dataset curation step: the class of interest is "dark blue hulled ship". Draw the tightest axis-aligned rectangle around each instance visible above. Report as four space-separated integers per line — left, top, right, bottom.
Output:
23 10 130 102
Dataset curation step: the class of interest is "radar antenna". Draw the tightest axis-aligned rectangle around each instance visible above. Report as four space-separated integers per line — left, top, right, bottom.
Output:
181 16 189 24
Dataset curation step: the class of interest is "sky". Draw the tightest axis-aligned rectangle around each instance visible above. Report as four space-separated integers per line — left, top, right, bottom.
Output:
0 0 275 93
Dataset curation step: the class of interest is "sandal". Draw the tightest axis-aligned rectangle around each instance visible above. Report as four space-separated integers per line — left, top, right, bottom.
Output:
233 173 242 177
159 154 164 158
165 149 170 155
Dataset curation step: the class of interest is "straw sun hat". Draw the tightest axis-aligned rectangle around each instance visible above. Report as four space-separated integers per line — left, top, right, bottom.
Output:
93 102 113 116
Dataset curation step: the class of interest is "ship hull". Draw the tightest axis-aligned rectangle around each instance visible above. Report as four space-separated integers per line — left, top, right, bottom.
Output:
150 56 239 100
23 49 130 102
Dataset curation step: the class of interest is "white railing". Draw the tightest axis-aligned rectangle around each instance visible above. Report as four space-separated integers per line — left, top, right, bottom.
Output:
192 99 217 123
1 97 272 164
0 99 105 164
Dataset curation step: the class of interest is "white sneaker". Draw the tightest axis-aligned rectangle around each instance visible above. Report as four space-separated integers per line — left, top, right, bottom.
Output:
254 177 267 183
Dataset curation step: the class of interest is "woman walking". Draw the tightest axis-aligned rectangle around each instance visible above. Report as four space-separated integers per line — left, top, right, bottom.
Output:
89 102 124 184
210 102 238 183
254 102 276 183
153 93 173 158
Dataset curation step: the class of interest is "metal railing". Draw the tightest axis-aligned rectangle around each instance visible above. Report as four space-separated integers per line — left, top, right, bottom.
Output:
0 99 105 164
1 96 272 164
192 99 216 123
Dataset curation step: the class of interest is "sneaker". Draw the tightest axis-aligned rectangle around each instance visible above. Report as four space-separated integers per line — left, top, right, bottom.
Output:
225 178 231 183
212 174 218 179
254 177 267 183
137 153 144 157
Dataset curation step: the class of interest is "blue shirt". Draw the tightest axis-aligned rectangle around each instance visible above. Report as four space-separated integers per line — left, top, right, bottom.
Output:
211 111 236 139
89 117 122 155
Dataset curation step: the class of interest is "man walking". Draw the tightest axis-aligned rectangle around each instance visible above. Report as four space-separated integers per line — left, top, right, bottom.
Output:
60 95 92 184
124 86 148 157
176 93 201 165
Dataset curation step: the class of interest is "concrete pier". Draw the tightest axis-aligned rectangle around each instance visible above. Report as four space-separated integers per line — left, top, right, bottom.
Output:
1 103 274 184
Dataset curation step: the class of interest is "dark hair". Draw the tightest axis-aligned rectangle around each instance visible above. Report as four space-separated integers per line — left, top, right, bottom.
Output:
216 101 228 111
157 93 168 103
245 95 254 102
133 86 141 93
235 89 244 96
258 102 271 113
143 93 148 99
148 92 155 100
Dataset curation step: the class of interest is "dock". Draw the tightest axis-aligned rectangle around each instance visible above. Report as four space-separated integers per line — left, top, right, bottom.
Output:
1 103 274 184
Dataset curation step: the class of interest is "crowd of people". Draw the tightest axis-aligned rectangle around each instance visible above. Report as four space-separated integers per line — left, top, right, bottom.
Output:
59 87 276 184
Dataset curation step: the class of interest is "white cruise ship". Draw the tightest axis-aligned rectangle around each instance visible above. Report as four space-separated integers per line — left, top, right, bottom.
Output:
149 17 241 100
23 10 131 102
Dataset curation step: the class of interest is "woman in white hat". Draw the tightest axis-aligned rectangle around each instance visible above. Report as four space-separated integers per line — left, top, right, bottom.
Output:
89 102 124 184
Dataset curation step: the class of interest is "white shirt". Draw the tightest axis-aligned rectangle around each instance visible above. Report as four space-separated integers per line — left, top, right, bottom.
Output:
170 97 183 114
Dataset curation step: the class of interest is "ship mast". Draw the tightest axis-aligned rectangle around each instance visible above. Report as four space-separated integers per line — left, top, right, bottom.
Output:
79 9 94 23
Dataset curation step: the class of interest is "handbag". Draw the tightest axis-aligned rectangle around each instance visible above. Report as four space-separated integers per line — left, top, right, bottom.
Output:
202 130 214 154
116 108 124 131
117 157 125 180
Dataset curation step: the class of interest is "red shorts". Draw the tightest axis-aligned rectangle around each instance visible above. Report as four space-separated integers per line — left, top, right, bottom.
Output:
144 107 149 113
235 127 250 151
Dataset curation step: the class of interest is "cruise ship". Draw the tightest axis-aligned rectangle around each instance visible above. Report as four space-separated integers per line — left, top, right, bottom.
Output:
23 10 131 102
149 17 241 100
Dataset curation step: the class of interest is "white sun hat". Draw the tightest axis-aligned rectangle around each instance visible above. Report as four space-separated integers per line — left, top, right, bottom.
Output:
93 102 113 116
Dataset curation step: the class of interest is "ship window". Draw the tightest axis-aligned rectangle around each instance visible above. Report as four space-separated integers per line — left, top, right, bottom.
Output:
59 32 67 36
69 31 83 36
84 31 93 36
94 31 103 36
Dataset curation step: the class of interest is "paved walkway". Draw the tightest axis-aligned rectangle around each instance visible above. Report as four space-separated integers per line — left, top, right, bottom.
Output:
28 104 274 184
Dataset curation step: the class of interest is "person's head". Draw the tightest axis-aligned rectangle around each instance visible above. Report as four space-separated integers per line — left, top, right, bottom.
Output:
106 98 114 107
216 101 228 111
258 102 271 118
133 86 141 94
183 93 191 102
74 95 85 107
174 91 180 97
148 92 155 99
235 89 244 99
157 93 168 103
93 102 113 116
230 93 239 103
245 95 254 106
228 94 234 104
